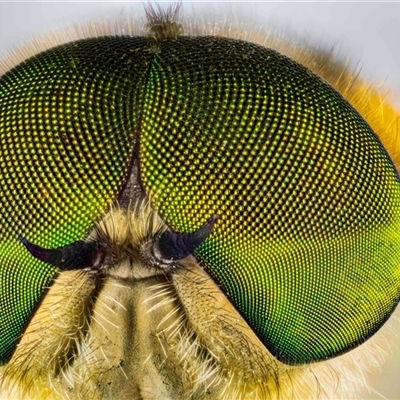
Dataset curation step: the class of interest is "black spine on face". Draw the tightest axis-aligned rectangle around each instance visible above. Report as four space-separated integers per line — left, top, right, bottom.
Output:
157 215 218 261
19 237 103 271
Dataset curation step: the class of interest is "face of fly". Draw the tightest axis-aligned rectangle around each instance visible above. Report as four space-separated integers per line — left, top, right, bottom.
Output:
0 3 400 400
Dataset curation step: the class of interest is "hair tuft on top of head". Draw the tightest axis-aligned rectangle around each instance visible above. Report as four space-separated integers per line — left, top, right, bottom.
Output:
145 2 183 44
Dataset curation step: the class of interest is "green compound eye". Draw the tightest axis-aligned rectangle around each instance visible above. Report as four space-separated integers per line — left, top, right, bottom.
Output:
139 37 400 364
0 37 152 362
1 30 400 366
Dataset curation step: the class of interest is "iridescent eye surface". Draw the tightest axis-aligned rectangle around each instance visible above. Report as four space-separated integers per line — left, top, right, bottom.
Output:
139 36 400 364
0 2 399 376
0 37 153 362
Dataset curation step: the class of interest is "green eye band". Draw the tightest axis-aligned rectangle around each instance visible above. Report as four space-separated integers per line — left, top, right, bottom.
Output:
1 34 400 366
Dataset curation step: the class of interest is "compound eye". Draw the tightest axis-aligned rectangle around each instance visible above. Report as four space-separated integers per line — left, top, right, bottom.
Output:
0 34 152 363
138 36 400 365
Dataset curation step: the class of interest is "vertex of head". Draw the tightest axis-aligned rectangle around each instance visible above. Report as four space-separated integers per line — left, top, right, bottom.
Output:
144 2 184 44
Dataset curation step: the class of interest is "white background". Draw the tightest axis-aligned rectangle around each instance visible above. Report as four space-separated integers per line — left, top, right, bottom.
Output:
0 2 399 399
